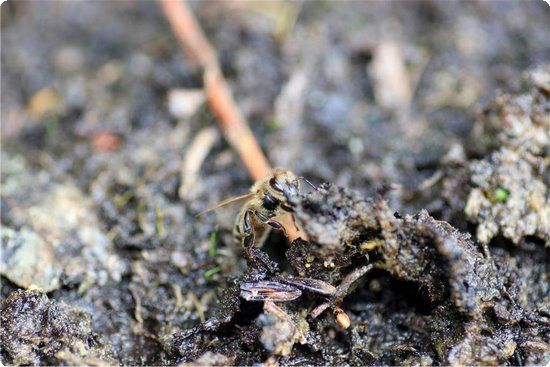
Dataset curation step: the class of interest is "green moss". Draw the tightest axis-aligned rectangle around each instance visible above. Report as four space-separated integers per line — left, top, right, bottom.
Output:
494 187 510 203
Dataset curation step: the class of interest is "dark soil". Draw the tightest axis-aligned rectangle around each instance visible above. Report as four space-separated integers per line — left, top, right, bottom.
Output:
1 1 549 365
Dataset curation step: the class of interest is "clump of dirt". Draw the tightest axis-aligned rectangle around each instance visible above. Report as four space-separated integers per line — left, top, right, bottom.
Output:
465 66 549 246
472 65 549 157
1 1 549 366
0 290 115 365
465 148 548 245
420 66 549 247
170 184 548 365
294 184 548 365
1 151 125 293
296 184 500 311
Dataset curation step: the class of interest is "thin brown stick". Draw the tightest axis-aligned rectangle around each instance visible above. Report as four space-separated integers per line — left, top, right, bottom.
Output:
157 0 271 181
158 0 303 241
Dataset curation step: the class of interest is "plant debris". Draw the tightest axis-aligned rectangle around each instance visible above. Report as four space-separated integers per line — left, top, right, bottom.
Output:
1 1 549 366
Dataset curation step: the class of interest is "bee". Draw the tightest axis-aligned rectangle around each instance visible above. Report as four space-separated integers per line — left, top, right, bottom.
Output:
197 170 373 330
197 168 315 258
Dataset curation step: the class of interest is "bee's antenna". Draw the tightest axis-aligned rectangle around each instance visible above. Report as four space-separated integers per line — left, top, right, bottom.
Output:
298 177 317 190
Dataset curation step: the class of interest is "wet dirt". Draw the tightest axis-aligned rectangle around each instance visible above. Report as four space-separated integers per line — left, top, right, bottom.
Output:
1 1 549 365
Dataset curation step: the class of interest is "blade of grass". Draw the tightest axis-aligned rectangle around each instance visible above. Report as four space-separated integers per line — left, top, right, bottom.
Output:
209 231 217 257
204 266 221 279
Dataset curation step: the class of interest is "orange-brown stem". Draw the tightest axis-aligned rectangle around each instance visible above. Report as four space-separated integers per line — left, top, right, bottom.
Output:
157 0 302 241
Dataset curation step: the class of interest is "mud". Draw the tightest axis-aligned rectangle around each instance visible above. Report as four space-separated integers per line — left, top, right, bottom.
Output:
465 70 549 246
1 1 549 366
171 184 548 365
1 290 115 365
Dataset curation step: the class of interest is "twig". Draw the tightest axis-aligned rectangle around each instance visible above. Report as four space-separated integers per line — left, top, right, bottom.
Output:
157 0 271 181
158 0 303 241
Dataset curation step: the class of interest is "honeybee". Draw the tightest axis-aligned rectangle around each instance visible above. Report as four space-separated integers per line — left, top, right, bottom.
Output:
197 170 371 329
197 168 315 257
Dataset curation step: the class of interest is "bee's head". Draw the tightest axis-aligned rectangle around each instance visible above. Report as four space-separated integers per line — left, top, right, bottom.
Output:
268 169 300 202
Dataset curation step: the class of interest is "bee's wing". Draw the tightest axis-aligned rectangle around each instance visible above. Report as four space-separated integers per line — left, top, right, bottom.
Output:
195 193 254 217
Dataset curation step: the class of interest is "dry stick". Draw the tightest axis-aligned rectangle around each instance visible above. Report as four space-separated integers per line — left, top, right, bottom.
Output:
157 0 271 181
179 127 219 200
157 0 303 240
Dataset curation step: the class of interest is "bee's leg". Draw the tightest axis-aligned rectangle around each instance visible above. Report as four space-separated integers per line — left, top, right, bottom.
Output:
334 264 374 298
280 203 294 213
308 264 374 328
266 219 287 236
290 213 300 232
264 299 292 321
240 209 255 258
253 211 287 236
240 210 277 272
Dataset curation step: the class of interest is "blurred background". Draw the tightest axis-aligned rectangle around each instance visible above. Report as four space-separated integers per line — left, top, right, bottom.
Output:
1 1 549 365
